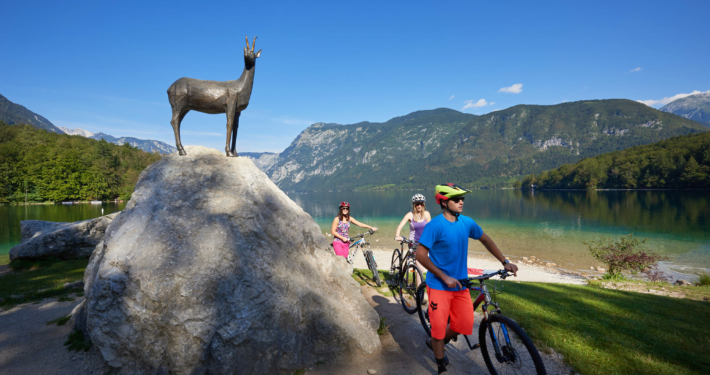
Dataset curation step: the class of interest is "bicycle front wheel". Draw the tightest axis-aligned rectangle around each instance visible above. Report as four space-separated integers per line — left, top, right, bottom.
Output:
479 314 546 375
400 264 423 314
389 249 402 291
364 247 381 287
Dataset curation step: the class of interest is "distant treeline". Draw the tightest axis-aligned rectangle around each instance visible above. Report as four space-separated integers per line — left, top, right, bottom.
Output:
0 122 162 202
515 132 710 189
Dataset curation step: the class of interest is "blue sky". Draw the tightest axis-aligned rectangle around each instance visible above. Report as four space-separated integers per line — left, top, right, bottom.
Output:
1 0 708 152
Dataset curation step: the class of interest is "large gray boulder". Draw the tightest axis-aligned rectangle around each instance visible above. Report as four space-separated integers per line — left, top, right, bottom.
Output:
78 146 381 374
9 213 119 261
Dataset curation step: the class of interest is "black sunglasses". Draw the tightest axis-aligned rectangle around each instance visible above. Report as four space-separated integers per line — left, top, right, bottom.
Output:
449 197 465 203
414 202 424 206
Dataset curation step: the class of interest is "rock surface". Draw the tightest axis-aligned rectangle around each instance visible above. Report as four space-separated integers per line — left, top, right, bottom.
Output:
77 146 381 374
9 213 119 261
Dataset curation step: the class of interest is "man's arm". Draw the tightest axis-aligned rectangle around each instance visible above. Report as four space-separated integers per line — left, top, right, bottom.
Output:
415 244 462 289
478 233 518 276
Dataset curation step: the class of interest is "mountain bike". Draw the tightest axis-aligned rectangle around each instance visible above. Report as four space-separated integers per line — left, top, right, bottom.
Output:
416 269 546 375
346 230 381 287
389 239 424 314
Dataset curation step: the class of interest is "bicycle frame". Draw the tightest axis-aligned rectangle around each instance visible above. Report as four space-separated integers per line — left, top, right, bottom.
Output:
345 231 373 264
459 278 505 352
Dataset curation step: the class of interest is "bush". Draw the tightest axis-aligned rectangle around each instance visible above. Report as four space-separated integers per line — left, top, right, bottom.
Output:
696 273 710 286
583 235 668 277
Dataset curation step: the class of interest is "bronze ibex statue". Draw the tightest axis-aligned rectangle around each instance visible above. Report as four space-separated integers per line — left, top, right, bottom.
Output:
167 36 262 156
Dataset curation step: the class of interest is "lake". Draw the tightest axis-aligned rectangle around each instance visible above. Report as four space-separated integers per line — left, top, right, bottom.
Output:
2 190 709 278
285 190 710 279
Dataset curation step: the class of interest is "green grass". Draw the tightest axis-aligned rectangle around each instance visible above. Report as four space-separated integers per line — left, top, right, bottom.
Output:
0 258 88 309
0 254 10 266
47 315 71 326
64 328 91 352
351 268 394 297
377 316 388 335
491 281 710 375
696 273 710 286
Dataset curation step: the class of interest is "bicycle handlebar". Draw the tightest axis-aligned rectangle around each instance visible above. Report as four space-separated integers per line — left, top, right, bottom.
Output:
458 269 513 288
398 238 413 244
348 229 375 242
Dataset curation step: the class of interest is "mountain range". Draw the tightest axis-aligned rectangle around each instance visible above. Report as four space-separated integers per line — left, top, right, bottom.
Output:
255 100 706 191
87 132 176 154
660 92 710 127
0 93 64 134
0 93 177 154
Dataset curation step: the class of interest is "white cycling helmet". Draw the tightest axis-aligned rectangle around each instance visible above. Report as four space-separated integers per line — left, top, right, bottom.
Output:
412 194 426 203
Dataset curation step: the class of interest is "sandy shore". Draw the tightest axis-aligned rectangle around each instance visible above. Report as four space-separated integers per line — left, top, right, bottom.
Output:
351 247 587 285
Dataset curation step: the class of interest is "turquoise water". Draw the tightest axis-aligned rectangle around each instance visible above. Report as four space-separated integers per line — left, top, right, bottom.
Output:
0 202 126 259
2 191 709 277
285 190 710 277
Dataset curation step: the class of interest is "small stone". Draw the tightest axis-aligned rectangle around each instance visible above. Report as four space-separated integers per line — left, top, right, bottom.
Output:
368 370 377 374
522 257 529 261
675 279 693 286
64 281 84 290
530 256 537 259
546 262 557 267
590 267 595 270
596 267 606 272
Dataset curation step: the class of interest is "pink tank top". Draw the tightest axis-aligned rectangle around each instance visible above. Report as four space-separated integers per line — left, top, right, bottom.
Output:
334 220 350 243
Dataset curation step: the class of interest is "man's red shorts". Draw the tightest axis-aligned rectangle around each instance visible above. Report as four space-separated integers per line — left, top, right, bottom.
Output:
427 287 474 340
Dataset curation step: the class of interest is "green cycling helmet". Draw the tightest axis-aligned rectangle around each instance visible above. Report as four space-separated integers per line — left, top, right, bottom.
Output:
435 183 471 204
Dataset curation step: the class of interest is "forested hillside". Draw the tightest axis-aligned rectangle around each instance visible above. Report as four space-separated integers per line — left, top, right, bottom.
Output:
0 122 162 202
516 132 710 189
265 100 706 191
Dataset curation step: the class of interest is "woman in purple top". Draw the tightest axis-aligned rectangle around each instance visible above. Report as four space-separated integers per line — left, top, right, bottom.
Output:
395 194 431 282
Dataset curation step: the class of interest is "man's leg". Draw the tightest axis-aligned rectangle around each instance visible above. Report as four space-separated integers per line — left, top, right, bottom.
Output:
427 288 454 372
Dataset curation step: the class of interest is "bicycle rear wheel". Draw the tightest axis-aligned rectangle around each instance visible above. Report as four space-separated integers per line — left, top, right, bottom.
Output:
416 283 431 337
400 264 423 314
479 314 546 375
364 246 381 287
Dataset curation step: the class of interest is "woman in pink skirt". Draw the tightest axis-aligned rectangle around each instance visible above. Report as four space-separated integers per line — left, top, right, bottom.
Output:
331 201 378 258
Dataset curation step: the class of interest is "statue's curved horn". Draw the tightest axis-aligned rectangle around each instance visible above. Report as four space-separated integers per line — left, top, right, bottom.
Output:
245 35 250 51
252 36 257 52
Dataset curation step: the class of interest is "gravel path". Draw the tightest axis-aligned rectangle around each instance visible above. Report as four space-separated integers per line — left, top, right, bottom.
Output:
0 297 109 375
352 247 586 284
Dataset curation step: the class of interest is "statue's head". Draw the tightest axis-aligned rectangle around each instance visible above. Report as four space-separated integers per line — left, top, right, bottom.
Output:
244 36 262 67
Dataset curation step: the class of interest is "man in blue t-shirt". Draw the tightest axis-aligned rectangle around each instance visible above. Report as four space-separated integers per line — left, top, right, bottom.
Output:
416 183 519 374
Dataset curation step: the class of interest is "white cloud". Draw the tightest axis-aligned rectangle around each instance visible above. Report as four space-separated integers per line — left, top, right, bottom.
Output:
462 99 495 111
556 99 568 104
498 83 523 94
448 95 455 100
629 67 642 73
637 90 710 107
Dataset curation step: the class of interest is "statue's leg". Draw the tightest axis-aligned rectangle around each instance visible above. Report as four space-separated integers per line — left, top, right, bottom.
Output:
171 107 189 156
230 112 240 157
225 110 234 157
